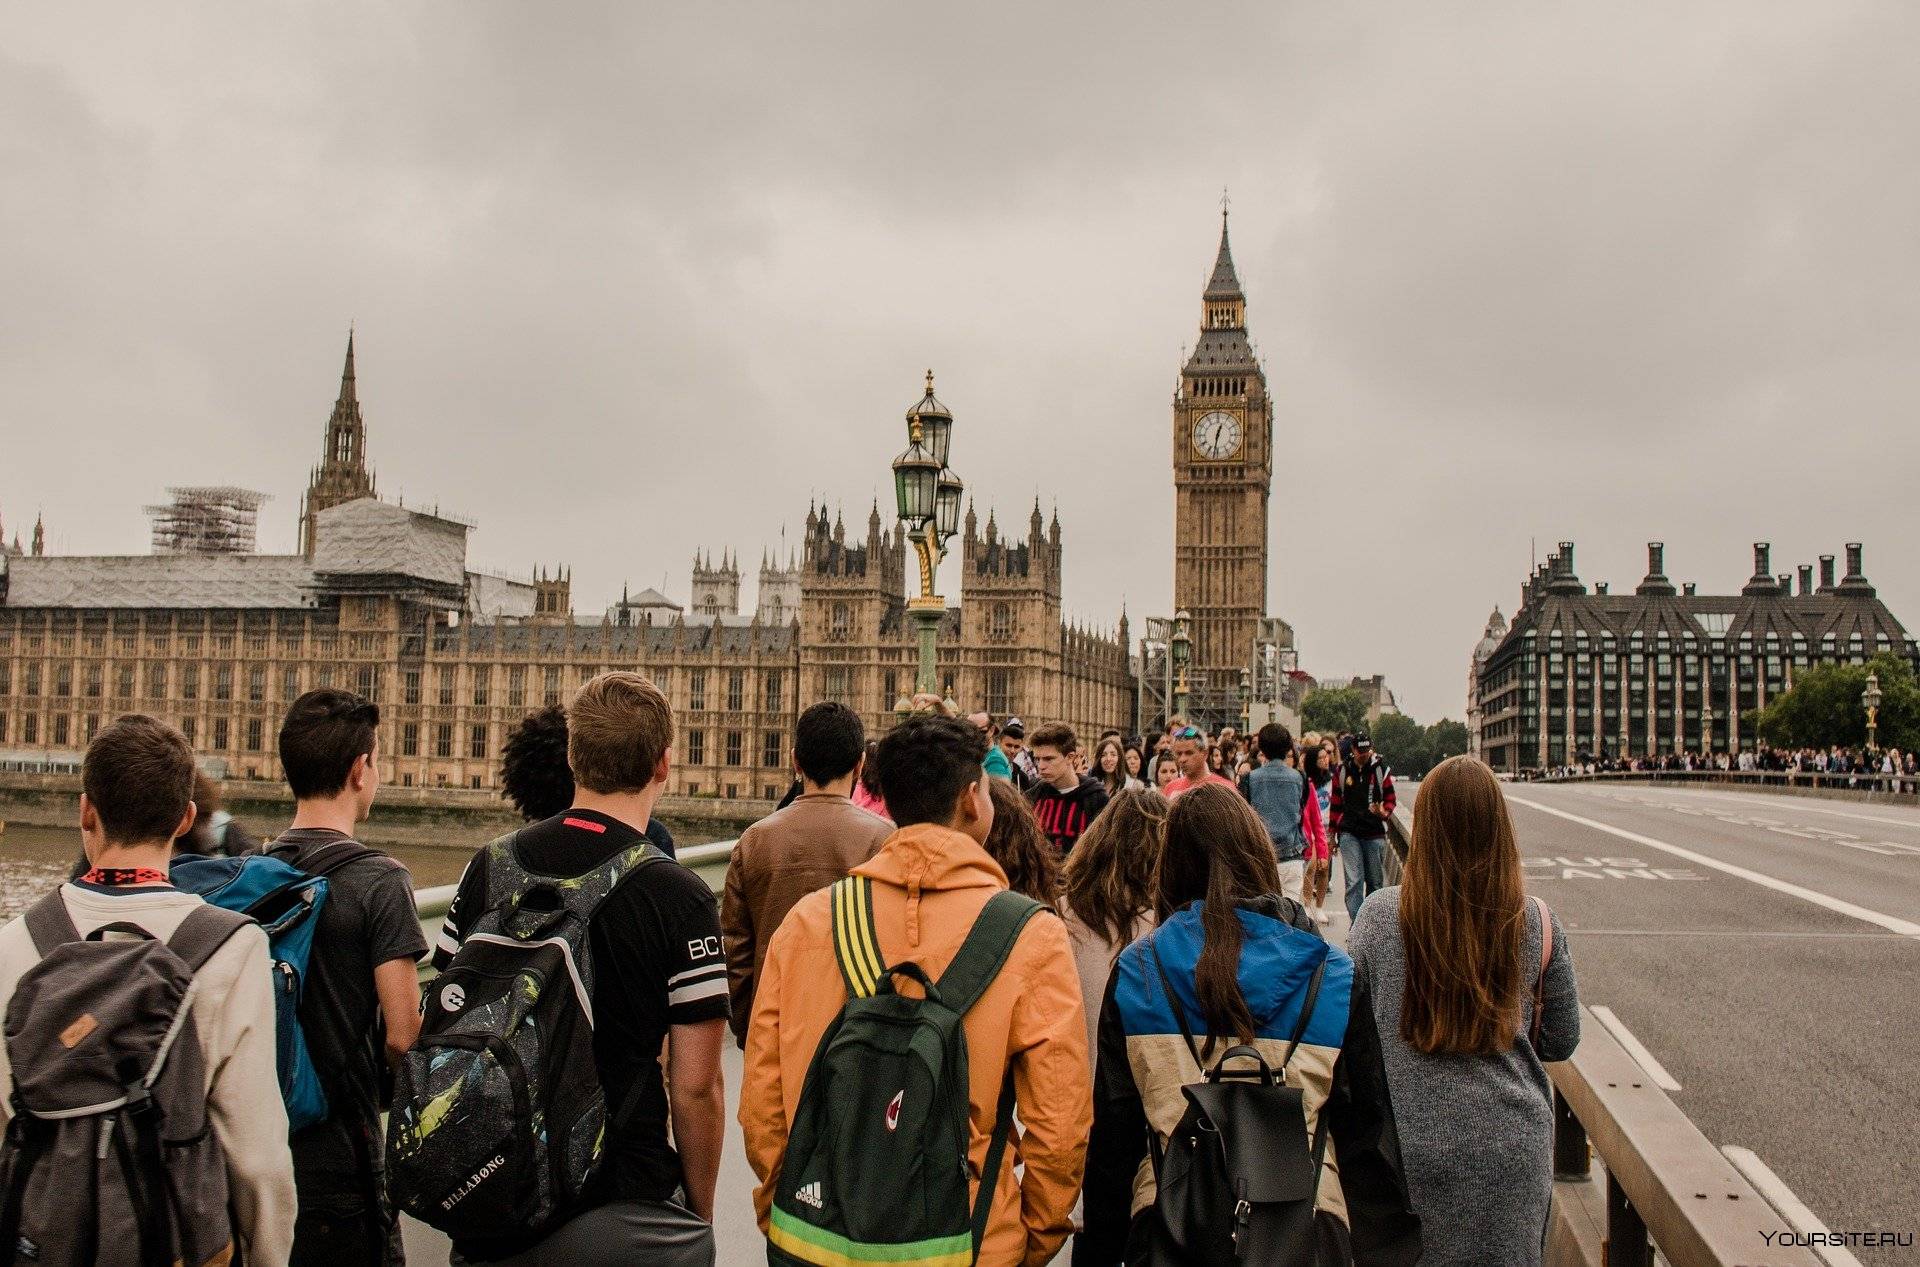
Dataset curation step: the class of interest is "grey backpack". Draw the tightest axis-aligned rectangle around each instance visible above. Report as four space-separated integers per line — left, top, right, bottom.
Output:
0 893 251 1267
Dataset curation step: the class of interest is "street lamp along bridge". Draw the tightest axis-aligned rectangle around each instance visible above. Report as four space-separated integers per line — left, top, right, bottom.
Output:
891 371 964 714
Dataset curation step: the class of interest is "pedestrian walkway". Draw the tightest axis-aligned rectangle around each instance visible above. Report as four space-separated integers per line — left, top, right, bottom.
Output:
402 854 1365 1265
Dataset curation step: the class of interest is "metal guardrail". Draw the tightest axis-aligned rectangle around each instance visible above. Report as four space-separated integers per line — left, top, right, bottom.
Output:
1532 768 1920 802
1548 1015 1819 1267
1383 796 1820 1266
413 837 739 923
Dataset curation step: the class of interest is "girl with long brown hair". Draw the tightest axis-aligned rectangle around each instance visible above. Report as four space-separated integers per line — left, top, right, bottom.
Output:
1346 754 1580 1265
1091 735 1141 798
982 777 1062 907
1058 787 1167 1052
1082 784 1359 1261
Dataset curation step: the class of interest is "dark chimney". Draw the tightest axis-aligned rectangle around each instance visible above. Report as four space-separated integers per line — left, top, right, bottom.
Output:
1545 541 1585 594
1798 564 1814 595
1838 543 1875 596
1595 582 1609 595
1818 555 1836 593
1637 542 1677 597
1777 574 1792 594
1742 542 1776 595
1683 582 1697 596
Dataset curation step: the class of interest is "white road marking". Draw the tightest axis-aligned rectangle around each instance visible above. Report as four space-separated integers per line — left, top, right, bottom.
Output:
1589 1006 1682 1090
1721 1146 1865 1267
1605 786 1920 833
1506 796 1920 938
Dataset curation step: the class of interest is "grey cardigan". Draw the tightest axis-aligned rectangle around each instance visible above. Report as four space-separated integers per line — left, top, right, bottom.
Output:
1346 886 1581 1266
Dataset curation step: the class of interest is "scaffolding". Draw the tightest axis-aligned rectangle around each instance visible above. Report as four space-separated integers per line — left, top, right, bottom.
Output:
145 487 269 555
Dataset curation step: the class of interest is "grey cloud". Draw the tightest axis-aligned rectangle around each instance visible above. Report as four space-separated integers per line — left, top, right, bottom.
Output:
5 1 1919 723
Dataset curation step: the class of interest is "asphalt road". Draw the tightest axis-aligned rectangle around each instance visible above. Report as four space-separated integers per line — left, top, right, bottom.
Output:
1496 781 1920 1263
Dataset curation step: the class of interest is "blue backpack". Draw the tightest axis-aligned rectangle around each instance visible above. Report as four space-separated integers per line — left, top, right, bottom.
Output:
170 843 376 1133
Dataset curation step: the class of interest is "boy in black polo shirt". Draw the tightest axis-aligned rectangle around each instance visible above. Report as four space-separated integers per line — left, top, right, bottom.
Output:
435 672 728 1248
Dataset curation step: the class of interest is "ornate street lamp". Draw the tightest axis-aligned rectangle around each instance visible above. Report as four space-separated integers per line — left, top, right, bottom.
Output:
1863 671 1883 754
892 371 963 699
1171 609 1192 724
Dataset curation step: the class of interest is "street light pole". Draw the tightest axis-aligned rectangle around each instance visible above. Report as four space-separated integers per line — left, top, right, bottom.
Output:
892 372 963 709
1863 671 1882 754
1171 609 1191 723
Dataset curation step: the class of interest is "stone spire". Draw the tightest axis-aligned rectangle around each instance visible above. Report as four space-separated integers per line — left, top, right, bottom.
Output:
1204 204 1244 301
31 513 44 557
301 329 377 556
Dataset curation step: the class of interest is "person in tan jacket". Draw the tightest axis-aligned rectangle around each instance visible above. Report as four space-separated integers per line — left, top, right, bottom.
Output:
741 714 1092 1266
722 701 892 1045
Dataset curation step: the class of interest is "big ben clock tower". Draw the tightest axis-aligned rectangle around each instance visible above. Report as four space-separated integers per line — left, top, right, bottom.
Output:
1172 209 1273 724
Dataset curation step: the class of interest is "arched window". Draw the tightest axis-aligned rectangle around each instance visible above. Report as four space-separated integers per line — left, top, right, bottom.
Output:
990 603 1011 642
831 602 850 641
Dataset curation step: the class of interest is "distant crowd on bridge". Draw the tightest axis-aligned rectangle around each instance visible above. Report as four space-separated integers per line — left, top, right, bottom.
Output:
0 677 1587 1266
1529 742 1917 790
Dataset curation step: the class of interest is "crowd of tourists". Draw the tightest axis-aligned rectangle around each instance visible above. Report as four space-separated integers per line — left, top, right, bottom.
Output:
1535 742 1916 788
0 677 1582 1266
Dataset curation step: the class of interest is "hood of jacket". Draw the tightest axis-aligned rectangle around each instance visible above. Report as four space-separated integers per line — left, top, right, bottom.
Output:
852 823 1009 950
1150 895 1329 1033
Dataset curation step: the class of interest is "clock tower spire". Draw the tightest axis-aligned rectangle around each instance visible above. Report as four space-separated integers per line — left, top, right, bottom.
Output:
1171 207 1273 729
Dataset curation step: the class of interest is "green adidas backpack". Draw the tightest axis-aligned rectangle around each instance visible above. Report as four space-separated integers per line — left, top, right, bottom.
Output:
767 876 1043 1267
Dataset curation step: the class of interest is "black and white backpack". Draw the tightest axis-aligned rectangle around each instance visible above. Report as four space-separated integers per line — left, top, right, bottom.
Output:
387 831 665 1256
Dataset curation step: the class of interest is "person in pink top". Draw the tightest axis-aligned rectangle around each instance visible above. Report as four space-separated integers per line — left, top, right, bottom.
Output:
849 739 892 821
1161 725 1240 798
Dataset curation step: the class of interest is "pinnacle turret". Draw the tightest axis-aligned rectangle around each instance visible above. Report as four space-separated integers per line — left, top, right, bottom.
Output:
1204 206 1244 301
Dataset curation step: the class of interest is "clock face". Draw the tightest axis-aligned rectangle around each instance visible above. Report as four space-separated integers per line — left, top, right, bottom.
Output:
1192 410 1243 460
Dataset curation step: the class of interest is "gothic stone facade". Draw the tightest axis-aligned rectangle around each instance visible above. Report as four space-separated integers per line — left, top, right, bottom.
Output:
1473 541 1920 772
0 339 1131 801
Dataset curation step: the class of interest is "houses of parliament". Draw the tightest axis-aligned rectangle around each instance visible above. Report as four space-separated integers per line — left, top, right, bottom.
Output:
0 217 1289 798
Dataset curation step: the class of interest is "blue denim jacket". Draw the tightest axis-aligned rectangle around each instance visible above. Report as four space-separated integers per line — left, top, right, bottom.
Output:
1246 762 1308 859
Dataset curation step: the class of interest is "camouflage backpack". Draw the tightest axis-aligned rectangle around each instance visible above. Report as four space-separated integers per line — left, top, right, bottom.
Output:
387 830 666 1257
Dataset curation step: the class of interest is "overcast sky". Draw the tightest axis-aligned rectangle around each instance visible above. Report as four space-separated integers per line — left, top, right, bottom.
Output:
6 2 1918 722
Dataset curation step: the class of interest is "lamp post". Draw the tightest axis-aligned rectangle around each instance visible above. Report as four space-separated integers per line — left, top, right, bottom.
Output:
1863 671 1882 754
1171 609 1192 723
892 371 963 703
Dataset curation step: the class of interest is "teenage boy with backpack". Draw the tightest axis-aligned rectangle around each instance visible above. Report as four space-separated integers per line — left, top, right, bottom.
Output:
741 714 1091 1266
408 672 727 1262
0 715 296 1265
264 689 426 1265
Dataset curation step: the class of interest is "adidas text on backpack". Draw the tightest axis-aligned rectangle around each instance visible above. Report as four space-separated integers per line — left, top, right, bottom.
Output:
0 893 252 1267
387 831 666 1255
767 876 1043 1267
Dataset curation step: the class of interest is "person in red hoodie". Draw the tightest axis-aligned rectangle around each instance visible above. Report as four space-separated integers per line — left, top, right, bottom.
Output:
1026 722 1110 855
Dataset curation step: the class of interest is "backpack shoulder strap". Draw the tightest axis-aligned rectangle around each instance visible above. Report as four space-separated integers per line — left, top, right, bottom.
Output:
1278 959 1328 1074
829 875 887 1000
165 903 255 973
272 836 385 881
22 892 82 958
1529 895 1553 1046
935 890 1046 1018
